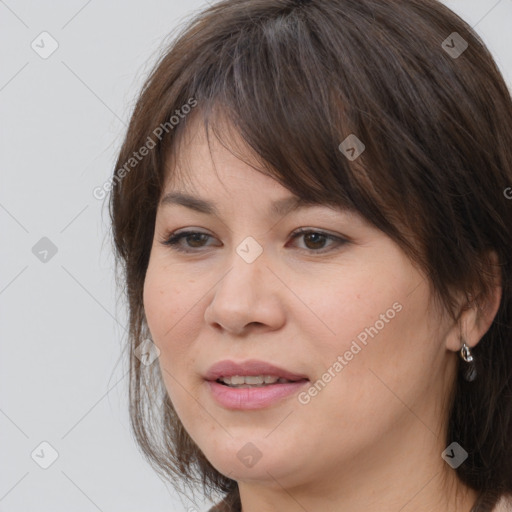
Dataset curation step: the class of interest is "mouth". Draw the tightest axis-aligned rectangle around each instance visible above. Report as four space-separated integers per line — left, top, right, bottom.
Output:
204 360 310 409
204 359 310 385
215 375 309 388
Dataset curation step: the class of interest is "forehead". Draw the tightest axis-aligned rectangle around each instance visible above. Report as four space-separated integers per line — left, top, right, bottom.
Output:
160 110 362 221
163 111 285 193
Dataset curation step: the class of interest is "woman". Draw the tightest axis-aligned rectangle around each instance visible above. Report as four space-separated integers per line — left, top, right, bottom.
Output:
109 0 512 510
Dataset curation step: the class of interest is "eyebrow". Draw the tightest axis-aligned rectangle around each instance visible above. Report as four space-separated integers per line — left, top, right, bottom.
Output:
159 192 340 218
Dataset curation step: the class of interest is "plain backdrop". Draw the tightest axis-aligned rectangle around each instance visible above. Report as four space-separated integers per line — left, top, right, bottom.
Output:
1 1 511 511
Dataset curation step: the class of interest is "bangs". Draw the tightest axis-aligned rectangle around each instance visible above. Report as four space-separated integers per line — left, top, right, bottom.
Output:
160 5 418 264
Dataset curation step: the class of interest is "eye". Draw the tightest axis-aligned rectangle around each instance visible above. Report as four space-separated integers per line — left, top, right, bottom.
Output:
160 230 218 253
159 228 348 254
288 228 348 253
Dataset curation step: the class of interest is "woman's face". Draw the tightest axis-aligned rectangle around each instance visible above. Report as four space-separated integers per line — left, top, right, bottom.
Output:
143 118 459 491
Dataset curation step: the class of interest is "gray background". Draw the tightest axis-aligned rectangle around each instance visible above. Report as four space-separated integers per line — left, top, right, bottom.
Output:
1 1 511 511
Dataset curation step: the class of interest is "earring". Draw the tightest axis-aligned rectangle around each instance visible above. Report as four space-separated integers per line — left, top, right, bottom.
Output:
460 340 477 382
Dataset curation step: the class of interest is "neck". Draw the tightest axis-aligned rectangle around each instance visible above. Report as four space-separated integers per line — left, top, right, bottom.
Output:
238 422 479 512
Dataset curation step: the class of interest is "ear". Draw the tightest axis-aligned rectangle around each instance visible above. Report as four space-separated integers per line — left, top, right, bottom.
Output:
445 251 502 352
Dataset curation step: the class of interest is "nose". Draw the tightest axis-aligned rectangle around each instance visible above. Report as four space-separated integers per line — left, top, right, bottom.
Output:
203 246 286 335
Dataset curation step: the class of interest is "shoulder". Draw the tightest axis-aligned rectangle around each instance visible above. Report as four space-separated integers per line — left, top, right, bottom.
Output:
207 490 240 512
209 494 512 511
493 495 512 512
207 504 231 512
207 499 234 512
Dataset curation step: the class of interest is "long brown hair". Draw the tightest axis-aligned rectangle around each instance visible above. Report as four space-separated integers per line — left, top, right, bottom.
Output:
109 1 512 509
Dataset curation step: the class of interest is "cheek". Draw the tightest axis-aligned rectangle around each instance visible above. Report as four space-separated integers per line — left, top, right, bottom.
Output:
143 266 172 340
142 258 205 379
306 261 436 397
142 266 193 409
314 281 441 428
143 256 191 338
297 264 402 352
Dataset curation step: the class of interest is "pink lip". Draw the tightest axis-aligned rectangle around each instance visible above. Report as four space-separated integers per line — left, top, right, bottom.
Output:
204 359 309 382
206 380 309 410
204 359 309 410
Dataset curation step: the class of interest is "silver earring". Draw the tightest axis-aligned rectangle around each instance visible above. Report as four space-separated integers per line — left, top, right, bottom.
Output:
460 341 477 382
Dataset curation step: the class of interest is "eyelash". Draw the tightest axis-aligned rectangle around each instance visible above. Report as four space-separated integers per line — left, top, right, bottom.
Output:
159 228 348 255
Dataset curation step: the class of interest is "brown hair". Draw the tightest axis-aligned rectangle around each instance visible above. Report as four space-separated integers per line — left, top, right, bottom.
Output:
109 0 512 510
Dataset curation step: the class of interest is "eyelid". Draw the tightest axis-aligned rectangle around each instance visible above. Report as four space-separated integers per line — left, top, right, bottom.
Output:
159 227 350 254
159 229 218 252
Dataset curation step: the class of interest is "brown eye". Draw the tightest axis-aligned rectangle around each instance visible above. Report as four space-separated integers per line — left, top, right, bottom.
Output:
289 229 348 253
302 232 328 250
160 231 217 252
160 228 348 255
183 233 209 248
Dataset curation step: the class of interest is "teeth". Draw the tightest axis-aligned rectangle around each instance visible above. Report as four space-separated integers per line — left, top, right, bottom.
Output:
245 376 266 385
219 375 292 387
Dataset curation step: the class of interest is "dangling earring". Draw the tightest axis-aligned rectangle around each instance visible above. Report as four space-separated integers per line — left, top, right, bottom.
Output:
460 340 477 382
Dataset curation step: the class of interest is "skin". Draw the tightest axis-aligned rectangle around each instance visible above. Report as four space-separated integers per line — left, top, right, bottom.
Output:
143 115 501 512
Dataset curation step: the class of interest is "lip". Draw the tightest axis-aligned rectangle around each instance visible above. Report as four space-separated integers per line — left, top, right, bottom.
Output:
204 359 310 410
206 380 309 410
204 359 309 382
